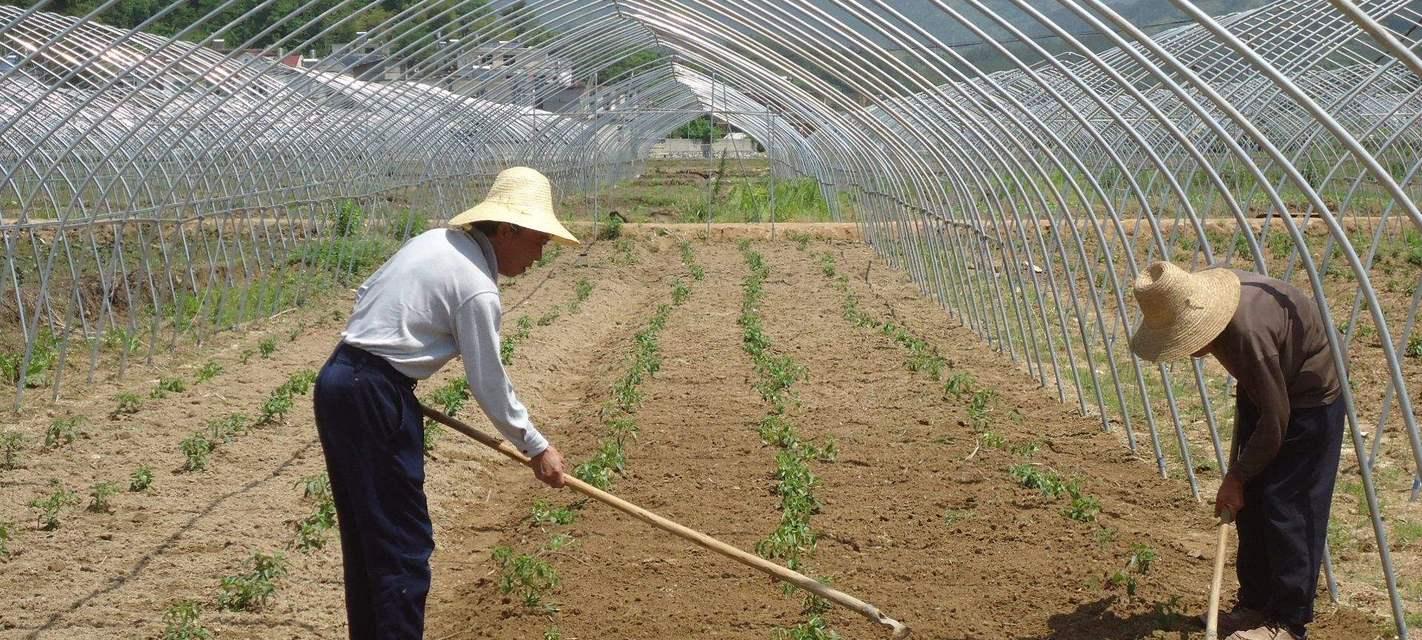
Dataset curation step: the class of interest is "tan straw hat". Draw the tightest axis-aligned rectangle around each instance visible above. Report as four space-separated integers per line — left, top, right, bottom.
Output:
448 167 579 245
1129 261 1241 362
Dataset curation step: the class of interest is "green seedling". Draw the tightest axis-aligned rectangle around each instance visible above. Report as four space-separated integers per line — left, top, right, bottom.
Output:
1010 463 1065 498
44 416 83 450
544 626 562 640
535 243 563 267
29 480 80 530
112 392 143 417
207 414 250 443
1 431 27 469
195 361 223 383
88 481 120 513
531 499 576 527
574 278 593 304
967 389 996 430
671 278 691 305
422 420 444 454
161 600 212 640
239 349 254 364
1011 440 1042 458
598 214 623 240
944 372 975 400
689 264 705 281
613 237 638 264
180 433 214 471
0 520 13 557
794 234 811 251
258 337 277 359
259 392 294 425
280 370 317 396
1064 494 1101 523
294 474 336 552
130 464 154 492
536 309 561 326
150 376 186 399
1407 335 1422 359
980 431 1006 449
492 545 560 611
1095 527 1117 548
218 551 288 611
943 509 973 526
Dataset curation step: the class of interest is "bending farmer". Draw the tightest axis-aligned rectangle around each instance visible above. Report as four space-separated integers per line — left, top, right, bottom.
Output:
312 167 578 639
1131 261 1344 640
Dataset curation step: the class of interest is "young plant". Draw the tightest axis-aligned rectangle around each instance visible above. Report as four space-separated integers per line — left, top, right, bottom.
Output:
422 420 444 455
112 392 143 417
217 551 288 611
0 520 13 557
531 499 577 527
258 337 277 359
88 481 120 513
43 416 83 450
943 372 975 401
130 464 154 492
180 433 214 471
29 480 80 530
195 361 223 383
150 376 186 399
1010 463 1065 498
161 600 212 640
1 430 27 469
1064 493 1102 523
491 545 560 611
574 278 593 305
259 391 294 425
294 474 337 552
671 278 691 305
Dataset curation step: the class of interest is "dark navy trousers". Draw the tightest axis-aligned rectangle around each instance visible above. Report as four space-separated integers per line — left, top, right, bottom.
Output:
1233 394 1346 634
314 343 433 640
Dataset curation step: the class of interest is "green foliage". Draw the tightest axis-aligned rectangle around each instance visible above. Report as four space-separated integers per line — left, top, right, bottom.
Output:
0 431 27 469
534 243 562 268
218 551 288 611
0 329 59 387
44 416 83 449
1406 335 1422 359
967 389 996 431
1010 464 1066 498
597 214 623 240
544 626 563 640
29 480 80 530
492 545 561 610
206 413 250 444
161 600 212 640
151 376 187 399
258 337 277 359
574 278 594 306
500 316 533 366
422 420 444 454
195 361 223 383
671 278 691 305
943 509 973 526
532 499 577 527
944 372 976 401
88 481 120 514
389 209 428 239
1108 543 1159 599
979 431 1006 449
288 236 397 284
259 392 294 425
334 200 364 237
112 392 143 417
612 237 638 264
295 474 337 552
669 116 726 141
0 520 12 558
130 464 154 492
1064 494 1101 523
180 433 214 471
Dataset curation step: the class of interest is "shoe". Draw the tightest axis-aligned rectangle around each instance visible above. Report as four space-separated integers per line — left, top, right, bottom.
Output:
1199 606 1265 634
1225 623 1301 640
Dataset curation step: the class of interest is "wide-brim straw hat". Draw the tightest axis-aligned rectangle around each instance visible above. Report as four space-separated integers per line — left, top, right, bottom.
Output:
1129 261 1241 362
448 166 579 245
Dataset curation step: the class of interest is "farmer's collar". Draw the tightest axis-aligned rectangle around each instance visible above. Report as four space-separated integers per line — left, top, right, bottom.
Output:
463 227 500 285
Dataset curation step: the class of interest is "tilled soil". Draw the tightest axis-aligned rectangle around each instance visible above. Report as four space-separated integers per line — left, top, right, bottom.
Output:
0 232 1385 639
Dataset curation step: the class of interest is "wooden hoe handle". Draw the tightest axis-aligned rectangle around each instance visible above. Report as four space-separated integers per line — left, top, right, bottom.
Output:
1205 510 1233 640
422 405 911 638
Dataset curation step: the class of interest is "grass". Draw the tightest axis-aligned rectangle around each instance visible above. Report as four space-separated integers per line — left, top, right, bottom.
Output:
29 480 80 530
44 416 83 450
217 551 288 611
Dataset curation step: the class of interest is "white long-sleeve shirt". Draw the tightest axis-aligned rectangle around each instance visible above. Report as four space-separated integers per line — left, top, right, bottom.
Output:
341 228 549 456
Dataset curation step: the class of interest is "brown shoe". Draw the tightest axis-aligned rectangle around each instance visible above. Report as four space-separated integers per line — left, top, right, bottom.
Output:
1226 623 1300 640
1199 607 1266 634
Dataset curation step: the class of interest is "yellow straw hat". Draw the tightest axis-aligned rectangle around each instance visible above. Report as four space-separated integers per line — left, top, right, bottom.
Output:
1129 261 1241 362
448 167 579 245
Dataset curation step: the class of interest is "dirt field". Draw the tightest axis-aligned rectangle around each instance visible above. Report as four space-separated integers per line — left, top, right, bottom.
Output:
0 230 1389 639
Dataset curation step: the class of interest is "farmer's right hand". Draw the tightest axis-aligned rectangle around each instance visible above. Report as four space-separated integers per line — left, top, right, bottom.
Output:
531 445 565 488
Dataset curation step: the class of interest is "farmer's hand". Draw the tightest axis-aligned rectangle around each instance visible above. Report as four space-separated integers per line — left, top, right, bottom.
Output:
531 445 565 488
1215 472 1244 522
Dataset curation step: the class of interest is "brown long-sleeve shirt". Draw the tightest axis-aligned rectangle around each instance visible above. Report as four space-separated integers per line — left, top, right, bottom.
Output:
1207 270 1341 481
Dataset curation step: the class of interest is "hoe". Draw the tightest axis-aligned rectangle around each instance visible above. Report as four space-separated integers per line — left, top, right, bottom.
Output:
423 405 911 638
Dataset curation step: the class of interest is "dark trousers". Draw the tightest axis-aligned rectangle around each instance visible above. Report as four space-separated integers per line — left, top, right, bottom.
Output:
313 343 433 640
1233 395 1346 631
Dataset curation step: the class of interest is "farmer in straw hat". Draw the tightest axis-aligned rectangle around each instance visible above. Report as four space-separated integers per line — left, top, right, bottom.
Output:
1131 262 1344 640
312 166 578 639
